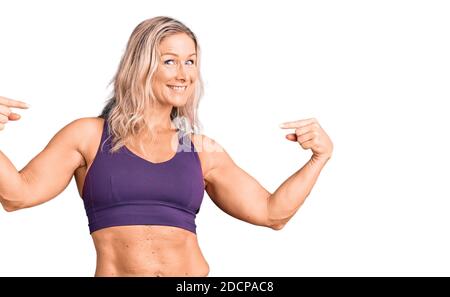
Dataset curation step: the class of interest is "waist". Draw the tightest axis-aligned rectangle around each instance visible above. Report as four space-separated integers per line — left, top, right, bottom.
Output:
86 201 198 234
92 225 209 276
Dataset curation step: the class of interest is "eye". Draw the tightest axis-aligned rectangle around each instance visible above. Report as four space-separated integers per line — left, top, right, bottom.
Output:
163 59 196 66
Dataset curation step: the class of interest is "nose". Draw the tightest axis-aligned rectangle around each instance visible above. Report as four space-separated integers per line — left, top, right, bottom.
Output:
176 63 187 81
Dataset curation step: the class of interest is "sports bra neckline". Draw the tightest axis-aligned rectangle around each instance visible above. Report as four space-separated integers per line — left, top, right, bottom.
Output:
121 131 182 165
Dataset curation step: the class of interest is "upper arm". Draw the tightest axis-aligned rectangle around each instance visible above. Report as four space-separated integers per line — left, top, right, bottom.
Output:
18 118 89 209
199 135 274 229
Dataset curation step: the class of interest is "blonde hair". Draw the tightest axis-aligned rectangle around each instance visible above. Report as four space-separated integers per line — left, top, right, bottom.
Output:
99 16 204 153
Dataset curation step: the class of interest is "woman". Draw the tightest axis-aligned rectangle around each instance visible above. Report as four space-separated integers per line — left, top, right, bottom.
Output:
0 16 333 276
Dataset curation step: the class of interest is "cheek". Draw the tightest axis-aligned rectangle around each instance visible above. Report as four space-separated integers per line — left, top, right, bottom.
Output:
155 71 171 82
154 65 174 80
189 69 199 80
185 76 197 88
152 72 170 91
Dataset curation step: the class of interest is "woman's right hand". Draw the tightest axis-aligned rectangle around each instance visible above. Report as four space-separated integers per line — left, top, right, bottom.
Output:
0 96 30 131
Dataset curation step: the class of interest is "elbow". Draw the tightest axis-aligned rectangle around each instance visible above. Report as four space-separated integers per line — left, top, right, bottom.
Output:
266 206 287 231
268 220 286 231
1 175 29 212
1 199 25 212
270 224 285 231
3 205 18 212
266 201 287 231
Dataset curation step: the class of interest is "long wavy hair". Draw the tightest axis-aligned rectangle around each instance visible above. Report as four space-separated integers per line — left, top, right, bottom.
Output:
99 16 204 153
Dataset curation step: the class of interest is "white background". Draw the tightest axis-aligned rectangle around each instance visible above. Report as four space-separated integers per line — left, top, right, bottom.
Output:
0 0 449 276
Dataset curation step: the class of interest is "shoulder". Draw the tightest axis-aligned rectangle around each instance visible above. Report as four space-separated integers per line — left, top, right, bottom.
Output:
60 117 103 140
190 133 224 154
37 117 103 170
50 117 101 141
56 117 104 153
68 116 104 129
190 133 229 180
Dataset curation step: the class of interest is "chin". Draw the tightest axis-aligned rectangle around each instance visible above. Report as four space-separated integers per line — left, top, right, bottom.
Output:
172 100 188 108
169 94 190 107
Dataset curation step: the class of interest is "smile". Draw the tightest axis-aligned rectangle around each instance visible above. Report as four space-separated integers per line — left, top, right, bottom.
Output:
167 85 187 92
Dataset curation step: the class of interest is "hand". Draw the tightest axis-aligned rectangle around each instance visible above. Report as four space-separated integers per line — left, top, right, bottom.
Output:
280 118 333 160
0 96 30 131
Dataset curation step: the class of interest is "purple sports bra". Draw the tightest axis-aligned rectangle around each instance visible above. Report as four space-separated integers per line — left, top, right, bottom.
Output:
82 119 205 234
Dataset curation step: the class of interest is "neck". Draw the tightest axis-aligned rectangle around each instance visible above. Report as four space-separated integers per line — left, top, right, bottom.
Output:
143 103 176 134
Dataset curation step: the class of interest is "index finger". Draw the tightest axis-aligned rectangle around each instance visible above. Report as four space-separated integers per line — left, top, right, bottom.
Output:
279 118 316 129
0 96 29 109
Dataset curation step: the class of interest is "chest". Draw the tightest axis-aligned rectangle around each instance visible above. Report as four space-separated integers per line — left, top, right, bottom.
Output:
74 132 209 198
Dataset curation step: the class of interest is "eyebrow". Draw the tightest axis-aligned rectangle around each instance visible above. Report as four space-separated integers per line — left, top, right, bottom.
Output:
162 52 197 57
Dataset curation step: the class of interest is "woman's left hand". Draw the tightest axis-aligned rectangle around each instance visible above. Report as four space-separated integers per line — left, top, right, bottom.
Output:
280 118 333 161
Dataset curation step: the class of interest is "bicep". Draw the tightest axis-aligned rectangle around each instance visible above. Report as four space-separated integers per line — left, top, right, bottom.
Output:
19 119 86 208
203 138 271 227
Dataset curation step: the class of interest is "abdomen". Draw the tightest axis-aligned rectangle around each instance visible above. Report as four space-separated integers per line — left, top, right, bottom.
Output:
91 225 209 277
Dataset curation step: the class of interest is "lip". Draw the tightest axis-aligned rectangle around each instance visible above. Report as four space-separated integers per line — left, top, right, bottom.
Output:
167 85 188 87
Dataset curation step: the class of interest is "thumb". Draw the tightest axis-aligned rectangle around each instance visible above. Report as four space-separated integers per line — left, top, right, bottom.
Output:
8 112 21 121
285 133 297 142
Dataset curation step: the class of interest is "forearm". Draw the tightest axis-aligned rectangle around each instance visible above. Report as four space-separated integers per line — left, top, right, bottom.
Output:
268 155 330 226
0 150 26 210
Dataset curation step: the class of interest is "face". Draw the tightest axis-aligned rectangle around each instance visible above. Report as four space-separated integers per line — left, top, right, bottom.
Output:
151 33 198 108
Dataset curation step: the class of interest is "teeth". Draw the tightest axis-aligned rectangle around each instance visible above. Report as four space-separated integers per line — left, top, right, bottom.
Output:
168 85 186 91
